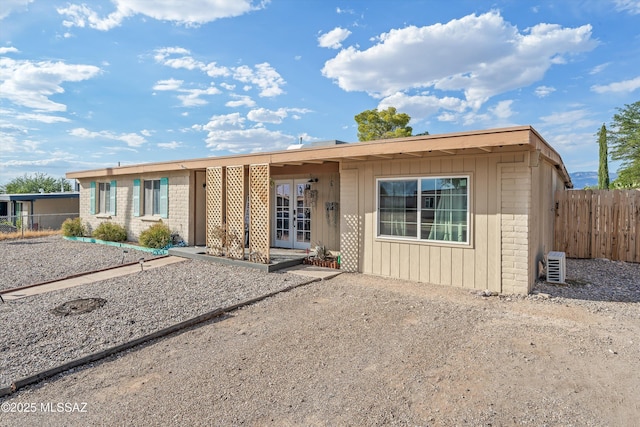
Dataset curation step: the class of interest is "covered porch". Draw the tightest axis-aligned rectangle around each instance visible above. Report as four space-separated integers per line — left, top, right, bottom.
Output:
203 161 341 266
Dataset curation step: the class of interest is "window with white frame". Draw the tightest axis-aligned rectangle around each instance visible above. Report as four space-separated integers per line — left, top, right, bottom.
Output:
133 177 167 218
89 180 116 215
144 179 161 216
98 182 111 214
377 176 469 243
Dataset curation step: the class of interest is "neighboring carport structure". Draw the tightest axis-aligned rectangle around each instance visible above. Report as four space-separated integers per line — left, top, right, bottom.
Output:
0 192 79 230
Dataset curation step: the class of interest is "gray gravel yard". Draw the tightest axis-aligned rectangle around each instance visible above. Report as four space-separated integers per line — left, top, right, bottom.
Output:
0 238 311 388
0 236 162 290
1 237 639 426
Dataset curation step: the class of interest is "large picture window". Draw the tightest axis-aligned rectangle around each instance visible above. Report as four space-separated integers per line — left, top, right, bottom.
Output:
378 176 469 243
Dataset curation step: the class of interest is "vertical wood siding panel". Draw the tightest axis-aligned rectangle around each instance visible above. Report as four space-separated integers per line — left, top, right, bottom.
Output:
487 157 502 292
428 159 442 284
462 157 476 288
363 163 374 274
379 160 392 276
409 158 422 281
474 157 489 289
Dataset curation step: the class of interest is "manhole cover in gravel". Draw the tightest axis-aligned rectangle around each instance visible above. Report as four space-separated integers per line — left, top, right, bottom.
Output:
52 298 107 316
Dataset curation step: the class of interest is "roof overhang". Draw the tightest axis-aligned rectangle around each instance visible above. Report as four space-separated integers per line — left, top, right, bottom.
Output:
0 192 80 202
66 126 572 188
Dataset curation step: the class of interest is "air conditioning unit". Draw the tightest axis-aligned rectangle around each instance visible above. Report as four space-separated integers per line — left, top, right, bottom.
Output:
546 251 566 284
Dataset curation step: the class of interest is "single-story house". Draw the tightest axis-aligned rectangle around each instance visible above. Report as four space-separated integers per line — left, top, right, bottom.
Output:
66 126 572 294
0 192 79 230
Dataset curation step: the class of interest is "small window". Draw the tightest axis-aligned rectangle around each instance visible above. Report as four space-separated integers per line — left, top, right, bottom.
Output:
377 176 469 244
98 182 111 214
144 179 161 216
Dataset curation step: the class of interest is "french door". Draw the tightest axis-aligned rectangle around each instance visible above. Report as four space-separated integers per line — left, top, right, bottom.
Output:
274 179 311 249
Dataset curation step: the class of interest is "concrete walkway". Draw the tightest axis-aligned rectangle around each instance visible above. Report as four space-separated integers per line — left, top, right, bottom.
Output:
1 256 186 301
283 264 343 281
0 256 342 302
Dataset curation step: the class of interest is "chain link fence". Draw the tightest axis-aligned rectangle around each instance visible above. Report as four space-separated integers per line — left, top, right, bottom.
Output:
0 213 79 234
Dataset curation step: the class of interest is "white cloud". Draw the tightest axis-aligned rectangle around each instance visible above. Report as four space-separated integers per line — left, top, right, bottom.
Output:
225 94 256 108
158 141 183 149
0 57 101 112
336 7 355 15
233 63 285 97
154 48 284 98
489 100 514 119
0 0 34 20
0 46 19 54
154 47 231 76
589 62 610 75
15 112 70 123
153 78 183 91
614 0 640 14
57 0 264 31
378 92 467 120
535 85 556 97
152 77 221 106
247 107 288 124
69 128 147 147
539 109 599 129
318 27 352 49
198 113 294 153
591 76 640 94
177 85 221 107
322 11 596 114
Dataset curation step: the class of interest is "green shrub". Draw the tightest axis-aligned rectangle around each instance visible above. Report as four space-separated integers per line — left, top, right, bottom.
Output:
61 217 86 237
139 222 171 249
92 221 127 242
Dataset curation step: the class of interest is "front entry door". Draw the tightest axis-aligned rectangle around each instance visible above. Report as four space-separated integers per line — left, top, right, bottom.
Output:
274 179 311 249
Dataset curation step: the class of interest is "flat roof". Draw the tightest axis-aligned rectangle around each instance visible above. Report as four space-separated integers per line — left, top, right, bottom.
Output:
0 192 79 202
66 126 572 187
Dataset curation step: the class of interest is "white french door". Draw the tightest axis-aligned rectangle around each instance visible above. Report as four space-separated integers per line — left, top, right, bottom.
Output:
274 179 311 249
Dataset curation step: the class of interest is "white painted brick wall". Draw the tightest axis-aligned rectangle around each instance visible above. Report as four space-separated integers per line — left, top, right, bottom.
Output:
500 165 530 294
77 172 191 244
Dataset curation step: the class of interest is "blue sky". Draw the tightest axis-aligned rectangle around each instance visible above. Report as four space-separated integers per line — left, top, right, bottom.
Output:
1 0 639 186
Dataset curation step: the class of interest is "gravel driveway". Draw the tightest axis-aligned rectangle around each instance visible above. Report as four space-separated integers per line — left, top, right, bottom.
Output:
1 237 639 425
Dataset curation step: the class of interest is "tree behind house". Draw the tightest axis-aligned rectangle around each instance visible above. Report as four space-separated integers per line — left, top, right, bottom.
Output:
355 107 413 141
597 124 609 189
1 173 72 194
609 100 640 188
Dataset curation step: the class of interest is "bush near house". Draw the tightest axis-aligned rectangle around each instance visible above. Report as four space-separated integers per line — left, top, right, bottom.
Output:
92 222 127 242
139 222 171 249
61 217 87 237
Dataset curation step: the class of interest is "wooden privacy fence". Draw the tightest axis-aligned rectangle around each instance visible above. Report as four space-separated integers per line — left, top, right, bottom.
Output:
554 189 640 263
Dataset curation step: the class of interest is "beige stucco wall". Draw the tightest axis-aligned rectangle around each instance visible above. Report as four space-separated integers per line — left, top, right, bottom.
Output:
31 198 79 229
339 150 564 294
78 171 191 244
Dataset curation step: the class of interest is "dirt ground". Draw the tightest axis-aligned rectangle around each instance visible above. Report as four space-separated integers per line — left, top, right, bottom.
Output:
1 272 639 426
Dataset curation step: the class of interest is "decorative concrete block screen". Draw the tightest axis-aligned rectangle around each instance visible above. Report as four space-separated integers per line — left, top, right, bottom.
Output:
206 167 224 256
226 165 245 259
249 164 270 263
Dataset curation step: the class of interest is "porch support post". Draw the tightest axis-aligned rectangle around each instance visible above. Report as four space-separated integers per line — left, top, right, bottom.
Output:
206 166 225 256
249 164 270 263
225 165 245 259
